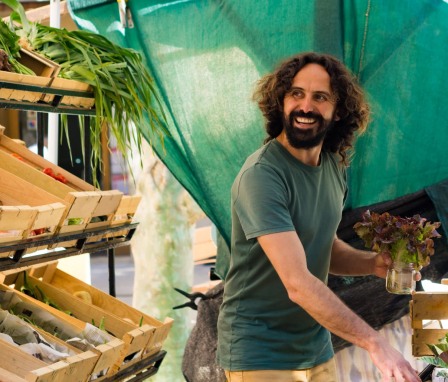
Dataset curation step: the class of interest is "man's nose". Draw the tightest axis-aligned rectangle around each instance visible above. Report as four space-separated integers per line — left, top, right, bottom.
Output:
299 96 314 113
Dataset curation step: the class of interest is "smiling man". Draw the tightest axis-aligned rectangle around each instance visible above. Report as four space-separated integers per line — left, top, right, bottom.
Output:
217 52 421 382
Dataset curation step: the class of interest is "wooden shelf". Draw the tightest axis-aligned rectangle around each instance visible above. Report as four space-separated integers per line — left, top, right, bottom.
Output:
0 74 95 115
0 222 138 271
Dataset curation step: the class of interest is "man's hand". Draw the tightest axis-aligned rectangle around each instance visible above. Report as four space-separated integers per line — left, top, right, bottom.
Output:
368 337 421 382
372 252 392 279
373 252 421 281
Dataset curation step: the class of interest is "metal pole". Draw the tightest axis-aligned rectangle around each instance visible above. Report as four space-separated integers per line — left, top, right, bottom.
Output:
47 0 60 164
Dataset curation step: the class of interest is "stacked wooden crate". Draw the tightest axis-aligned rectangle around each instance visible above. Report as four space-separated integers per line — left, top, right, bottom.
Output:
0 263 173 381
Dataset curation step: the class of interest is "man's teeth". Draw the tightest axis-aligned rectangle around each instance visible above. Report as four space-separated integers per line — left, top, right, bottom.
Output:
295 117 315 124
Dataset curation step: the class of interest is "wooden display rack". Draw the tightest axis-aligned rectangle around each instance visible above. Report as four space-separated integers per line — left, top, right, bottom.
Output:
0 53 169 382
410 291 448 356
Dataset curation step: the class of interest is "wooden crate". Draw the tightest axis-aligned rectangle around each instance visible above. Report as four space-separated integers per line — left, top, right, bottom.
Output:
17 48 61 78
43 77 95 108
0 164 98 250
26 263 173 376
0 337 99 382
0 283 125 380
0 71 52 103
0 50 93 109
410 291 448 356
105 195 142 239
0 131 123 235
0 167 69 256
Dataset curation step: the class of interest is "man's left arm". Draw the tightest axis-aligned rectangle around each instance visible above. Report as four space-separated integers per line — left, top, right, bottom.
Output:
329 236 390 278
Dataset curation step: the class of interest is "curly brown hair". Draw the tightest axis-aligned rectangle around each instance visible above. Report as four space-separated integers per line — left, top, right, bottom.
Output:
253 52 370 165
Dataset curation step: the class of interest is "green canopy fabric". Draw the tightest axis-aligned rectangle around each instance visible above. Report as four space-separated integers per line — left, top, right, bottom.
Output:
67 0 448 278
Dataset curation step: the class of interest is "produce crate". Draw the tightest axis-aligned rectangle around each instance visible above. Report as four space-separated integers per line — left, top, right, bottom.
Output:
24 262 173 376
17 48 61 78
0 167 70 256
410 291 448 356
0 337 99 382
0 161 99 250
0 49 94 109
0 131 124 243
43 77 95 109
0 282 125 381
105 195 142 239
0 49 60 105
0 71 52 103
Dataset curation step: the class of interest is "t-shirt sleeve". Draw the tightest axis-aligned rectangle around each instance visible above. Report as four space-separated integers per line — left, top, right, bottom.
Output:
233 163 295 240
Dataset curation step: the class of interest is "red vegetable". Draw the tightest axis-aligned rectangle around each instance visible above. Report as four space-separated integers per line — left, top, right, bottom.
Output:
11 153 24 161
31 228 45 235
42 167 54 176
54 173 67 184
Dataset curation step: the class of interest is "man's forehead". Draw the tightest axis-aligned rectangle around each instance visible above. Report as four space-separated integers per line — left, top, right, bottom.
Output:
291 64 333 92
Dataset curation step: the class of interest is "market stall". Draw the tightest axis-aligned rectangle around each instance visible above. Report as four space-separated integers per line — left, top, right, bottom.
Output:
0 4 173 380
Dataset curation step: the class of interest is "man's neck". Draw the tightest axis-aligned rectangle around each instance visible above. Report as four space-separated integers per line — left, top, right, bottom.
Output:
276 133 323 166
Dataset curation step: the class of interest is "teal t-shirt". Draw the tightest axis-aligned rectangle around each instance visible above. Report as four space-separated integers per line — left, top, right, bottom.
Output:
217 139 347 370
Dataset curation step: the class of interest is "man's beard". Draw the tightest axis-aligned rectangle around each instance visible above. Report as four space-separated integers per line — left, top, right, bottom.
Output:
283 110 334 149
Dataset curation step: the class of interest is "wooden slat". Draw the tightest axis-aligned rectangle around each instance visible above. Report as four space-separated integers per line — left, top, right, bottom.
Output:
0 339 48 378
411 292 448 356
412 292 448 321
0 367 27 382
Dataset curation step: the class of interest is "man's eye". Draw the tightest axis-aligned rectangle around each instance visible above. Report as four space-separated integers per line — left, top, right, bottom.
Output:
314 94 328 102
290 90 303 98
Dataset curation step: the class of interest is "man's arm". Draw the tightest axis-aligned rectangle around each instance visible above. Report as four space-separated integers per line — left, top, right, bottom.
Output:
258 231 420 382
329 236 390 278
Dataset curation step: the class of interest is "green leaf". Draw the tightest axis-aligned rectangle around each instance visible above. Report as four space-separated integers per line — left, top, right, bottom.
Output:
0 0 30 32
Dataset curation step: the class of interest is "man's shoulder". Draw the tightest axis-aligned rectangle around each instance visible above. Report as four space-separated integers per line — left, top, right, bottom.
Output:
233 142 282 188
242 140 280 169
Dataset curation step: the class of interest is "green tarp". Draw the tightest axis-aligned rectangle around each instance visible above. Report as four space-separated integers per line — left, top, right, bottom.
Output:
67 0 448 277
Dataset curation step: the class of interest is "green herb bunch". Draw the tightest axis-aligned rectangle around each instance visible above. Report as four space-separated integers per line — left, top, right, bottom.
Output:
353 210 442 269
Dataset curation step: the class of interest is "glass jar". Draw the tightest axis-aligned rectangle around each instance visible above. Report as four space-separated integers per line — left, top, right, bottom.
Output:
386 261 417 294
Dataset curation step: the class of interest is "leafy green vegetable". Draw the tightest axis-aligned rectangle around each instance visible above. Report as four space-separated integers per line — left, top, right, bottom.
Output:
67 217 83 226
353 210 442 268
421 333 448 370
